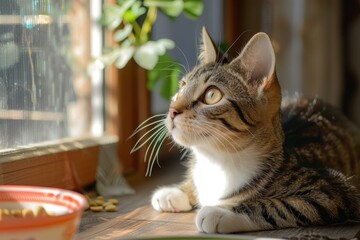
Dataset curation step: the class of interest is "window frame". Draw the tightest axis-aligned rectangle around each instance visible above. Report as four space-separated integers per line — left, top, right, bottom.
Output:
0 1 152 189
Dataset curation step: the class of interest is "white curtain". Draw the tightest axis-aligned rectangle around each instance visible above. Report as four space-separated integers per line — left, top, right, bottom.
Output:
270 0 343 108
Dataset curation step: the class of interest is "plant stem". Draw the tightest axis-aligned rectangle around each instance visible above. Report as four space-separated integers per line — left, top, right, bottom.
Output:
140 6 157 44
128 32 136 43
131 21 142 44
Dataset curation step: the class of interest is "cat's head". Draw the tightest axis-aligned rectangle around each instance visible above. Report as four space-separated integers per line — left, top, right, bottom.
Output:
166 27 283 153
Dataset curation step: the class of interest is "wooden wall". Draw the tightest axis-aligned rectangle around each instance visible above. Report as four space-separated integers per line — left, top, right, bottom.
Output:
224 0 344 108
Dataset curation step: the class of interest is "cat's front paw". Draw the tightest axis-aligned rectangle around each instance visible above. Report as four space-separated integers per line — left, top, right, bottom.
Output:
195 206 258 233
151 187 192 212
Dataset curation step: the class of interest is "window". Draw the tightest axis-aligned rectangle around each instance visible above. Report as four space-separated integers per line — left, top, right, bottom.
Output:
0 0 107 189
0 0 103 151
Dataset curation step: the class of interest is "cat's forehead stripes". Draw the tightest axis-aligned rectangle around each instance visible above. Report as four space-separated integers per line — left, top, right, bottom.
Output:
186 64 216 83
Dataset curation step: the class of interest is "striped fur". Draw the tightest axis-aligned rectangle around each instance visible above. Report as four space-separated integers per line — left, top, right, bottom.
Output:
150 29 360 233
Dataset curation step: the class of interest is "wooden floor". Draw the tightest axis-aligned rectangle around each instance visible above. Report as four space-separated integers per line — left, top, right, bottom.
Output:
76 157 360 240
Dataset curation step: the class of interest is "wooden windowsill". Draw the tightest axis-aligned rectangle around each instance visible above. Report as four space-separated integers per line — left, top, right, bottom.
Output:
0 135 118 191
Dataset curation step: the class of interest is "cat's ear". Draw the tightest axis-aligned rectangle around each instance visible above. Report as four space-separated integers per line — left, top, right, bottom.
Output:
199 27 227 64
231 32 276 92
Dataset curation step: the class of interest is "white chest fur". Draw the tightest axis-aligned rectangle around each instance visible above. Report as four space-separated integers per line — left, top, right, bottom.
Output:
192 147 262 207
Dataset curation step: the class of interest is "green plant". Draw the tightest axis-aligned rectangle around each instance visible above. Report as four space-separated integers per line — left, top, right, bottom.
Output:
98 0 203 100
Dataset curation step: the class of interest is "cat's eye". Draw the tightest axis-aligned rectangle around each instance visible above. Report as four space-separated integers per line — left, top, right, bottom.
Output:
204 87 222 105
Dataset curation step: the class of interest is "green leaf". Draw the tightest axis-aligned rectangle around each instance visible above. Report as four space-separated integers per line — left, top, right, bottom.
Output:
143 39 175 57
160 0 184 17
99 4 123 29
97 41 134 69
147 70 162 91
123 10 137 22
114 24 133 42
147 54 172 90
100 0 136 30
134 43 160 70
144 0 184 17
160 65 180 100
123 2 146 22
156 39 175 50
114 47 135 69
133 40 175 70
143 41 165 55
183 0 203 19
219 41 230 54
131 2 147 18
147 54 181 100
98 48 122 66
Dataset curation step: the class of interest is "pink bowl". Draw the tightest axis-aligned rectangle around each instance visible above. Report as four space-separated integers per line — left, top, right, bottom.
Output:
0 185 88 240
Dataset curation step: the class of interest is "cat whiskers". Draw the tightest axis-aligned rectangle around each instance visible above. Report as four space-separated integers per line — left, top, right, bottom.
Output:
153 59 187 77
130 114 168 177
195 119 244 151
191 122 240 162
144 126 168 177
184 121 225 154
190 120 240 154
175 46 191 73
196 124 230 154
130 113 167 137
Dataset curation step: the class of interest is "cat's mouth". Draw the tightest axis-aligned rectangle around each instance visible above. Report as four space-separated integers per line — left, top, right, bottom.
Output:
166 116 175 130
166 117 190 146
166 117 213 147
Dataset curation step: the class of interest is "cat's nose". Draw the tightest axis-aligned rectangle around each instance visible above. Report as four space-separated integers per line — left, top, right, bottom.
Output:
169 108 181 120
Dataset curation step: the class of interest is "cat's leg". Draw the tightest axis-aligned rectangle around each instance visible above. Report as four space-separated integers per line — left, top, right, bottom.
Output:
151 180 196 212
151 186 192 212
196 193 358 233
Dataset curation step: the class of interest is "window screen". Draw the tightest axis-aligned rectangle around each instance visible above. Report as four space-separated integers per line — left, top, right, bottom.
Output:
0 0 94 150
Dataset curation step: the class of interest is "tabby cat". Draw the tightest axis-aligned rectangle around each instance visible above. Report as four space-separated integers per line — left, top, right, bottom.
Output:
147 27 360 233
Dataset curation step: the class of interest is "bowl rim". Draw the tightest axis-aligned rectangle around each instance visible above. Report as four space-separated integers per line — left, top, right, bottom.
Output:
0 185 88 231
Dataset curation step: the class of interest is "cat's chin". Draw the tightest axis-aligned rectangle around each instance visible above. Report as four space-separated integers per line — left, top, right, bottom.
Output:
170 129 193 147
171 128 220 149
166 118 193 147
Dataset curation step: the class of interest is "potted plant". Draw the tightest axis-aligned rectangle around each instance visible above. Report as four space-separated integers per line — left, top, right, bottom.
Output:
93 0 203 176
97 0 204 100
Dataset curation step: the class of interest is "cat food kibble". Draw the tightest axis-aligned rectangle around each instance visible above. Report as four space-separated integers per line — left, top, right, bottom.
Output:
34 206 49 217
104 204 117 212
89 206 103 212
85 195 119 213
0 206 51 220
108 198 119 205
22 208 34 218
95 199 105 206
88 201 97 207
10 209 22 217
0 209 10 218
102 202 112 207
